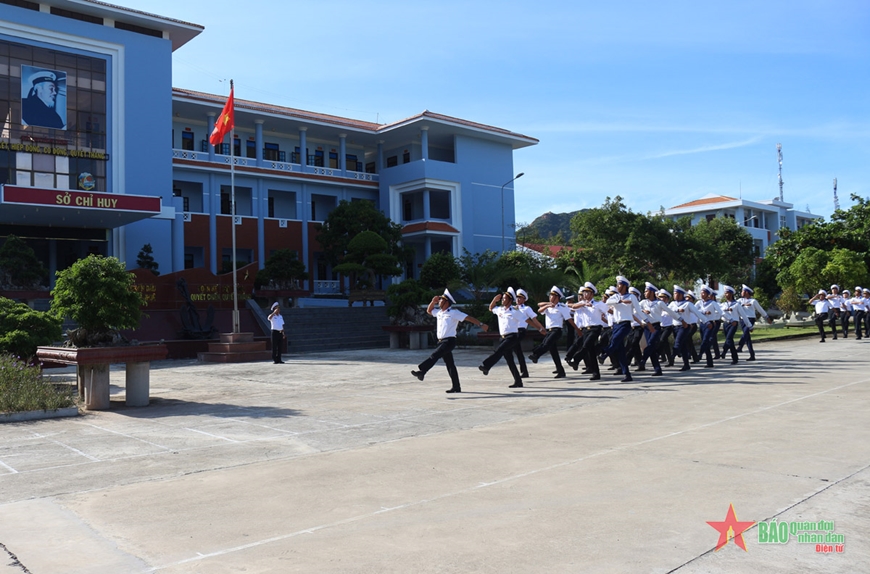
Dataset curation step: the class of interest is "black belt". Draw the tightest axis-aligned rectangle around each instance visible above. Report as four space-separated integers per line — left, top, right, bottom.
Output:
437 337 456 343
617 320 631 325
651 322 661 327
547 327 563 332
501 333 518 340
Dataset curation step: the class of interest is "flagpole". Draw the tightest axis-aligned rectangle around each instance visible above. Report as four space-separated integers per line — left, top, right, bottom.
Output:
229 79 239 334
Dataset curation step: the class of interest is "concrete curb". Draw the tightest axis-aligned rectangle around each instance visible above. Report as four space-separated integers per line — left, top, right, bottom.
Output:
0 407 79 423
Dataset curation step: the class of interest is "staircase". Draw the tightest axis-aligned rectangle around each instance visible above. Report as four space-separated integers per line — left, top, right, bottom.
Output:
197 332 272 363
282 306 391 354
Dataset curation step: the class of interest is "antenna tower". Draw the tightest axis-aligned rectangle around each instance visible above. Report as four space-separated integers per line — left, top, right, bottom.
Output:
776 143 784 201
833 178 840 211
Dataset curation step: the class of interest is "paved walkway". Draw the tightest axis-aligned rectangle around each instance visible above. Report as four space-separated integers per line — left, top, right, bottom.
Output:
1 337 868 573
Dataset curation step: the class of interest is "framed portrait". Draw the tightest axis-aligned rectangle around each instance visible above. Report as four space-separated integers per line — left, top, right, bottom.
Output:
21 65 67 130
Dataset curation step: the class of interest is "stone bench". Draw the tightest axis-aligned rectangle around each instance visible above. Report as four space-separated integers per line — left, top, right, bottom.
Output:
381 325 434 350
348 290 387 307
36 345 168 410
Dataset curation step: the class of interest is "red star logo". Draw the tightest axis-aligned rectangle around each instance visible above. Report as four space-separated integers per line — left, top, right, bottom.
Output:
707 504 755 551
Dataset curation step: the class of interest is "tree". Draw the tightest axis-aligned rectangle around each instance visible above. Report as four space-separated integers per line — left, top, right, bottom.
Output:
774 285 804 319
682 217 755 286
419 252 461 290
316 200 408 267
776 247 830 295
255 249 308 289
0 235 48 289
51 255 145 346
0 297 62 359
386 278 431 322
458 249 500 302
493 249 548 291
332 230 402 289
136 243 160 276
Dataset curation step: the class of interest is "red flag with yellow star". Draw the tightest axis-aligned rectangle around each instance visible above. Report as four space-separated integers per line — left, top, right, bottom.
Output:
209 83 234 146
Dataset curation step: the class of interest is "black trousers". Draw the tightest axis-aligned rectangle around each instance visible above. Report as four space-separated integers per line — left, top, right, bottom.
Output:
721 320 740 362
482 334 522 384
418 337 460 390
855 310 865 339
737 317 757 358
579 326 603 375
659 325 675 365
640 324 663 372
513 329 529 375
841 310 851 337
271 330 284 362
626 326 644 366
827 310 840 338
532 328 565 376
688 324 700 362
713 320 722 358
815 312 830 340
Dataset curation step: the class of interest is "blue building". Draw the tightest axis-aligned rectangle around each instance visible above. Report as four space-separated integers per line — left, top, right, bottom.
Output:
0 0 537 293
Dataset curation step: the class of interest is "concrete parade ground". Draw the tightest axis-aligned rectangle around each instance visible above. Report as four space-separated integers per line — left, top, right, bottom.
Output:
1 336 868 573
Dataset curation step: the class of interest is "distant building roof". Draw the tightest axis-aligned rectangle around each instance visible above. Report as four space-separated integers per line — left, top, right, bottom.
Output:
520 243 570 258
670 194 738 210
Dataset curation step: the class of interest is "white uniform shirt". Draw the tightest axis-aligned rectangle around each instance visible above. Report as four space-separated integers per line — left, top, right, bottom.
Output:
813 299 832 314
541 303 573 329
431 307 468 339
827 295 845 312
574 300 609 328
606 292 645 323
849 295 867 312
721 299 753 328
269 313 284 331
697 299 724 322
517 304 537 329
493 305 525 335
738 297 769 321
640 298 681 325
669 300 707 325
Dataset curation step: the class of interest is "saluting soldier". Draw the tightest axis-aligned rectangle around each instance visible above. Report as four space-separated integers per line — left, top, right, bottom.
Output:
601 276 645 382
480 287 545 388
528 286 574 379
719 285 753 364
809 289 833 343
411 289 489 393
696 286 724 368
736 284 772 361
670 285 707 371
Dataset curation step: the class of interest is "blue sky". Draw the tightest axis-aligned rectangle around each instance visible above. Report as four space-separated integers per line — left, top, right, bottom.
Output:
126 1 868 223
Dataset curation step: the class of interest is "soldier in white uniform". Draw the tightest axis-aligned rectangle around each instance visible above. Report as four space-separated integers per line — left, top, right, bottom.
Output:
567 282 610 380
840 289 853 338
826 285 845 340
808 289 833 343
670 285 707 371
657 289 676 366
863 288 870 336
637 282 682 376
411 289 489 393
736 284 771 361
684 290 701 363
512 288 537 377
696 286 724 368
528 286 574 379
480 287 545 388
851 287 867 340
601 276 645 382
719 285 753 364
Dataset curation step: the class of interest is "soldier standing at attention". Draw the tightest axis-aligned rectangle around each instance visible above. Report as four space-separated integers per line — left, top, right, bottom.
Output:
268 302 286 364
809 289 833 343
736 284 772 360
411 289 489 393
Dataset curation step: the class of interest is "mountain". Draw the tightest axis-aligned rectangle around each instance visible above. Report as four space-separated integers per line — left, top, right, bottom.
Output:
516 210 583 244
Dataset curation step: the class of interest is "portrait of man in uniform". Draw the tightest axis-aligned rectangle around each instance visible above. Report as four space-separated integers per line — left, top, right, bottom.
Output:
21 65 67 129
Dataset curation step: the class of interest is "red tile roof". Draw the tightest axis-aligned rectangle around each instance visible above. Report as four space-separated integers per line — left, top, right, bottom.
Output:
670 195 738 209
401 222 459 235
523 243 569 257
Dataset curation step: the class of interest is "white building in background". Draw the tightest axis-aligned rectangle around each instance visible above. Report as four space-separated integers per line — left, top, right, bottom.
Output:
664 194 821 258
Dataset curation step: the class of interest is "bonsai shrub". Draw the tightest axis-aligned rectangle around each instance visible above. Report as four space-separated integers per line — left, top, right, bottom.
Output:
333 230 402 290
255 249 309 290
386 278 431 322
136 243 160 276
0 354 75 414
51 255 146 346
419 252 460 289
0 235 48 289
0 297 62 359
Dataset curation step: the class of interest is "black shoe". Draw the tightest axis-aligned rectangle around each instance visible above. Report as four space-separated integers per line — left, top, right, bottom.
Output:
746 356 756 361
705 362 714 368
479 365 489 376
691 359 699 364
820 339 826 343
598 354 606 364
589 373 601 381
571 361 579 371
528 354 538 364
411 370 425 381
554 372 567 379
607 365 617 370
445 388 461 393
509 382 523 388
651 371 663 377
731 359 738 365
635 365 646 372
621 375 633 382
666 362 674 367
581 369 592 374
520 372 529 378
679 365 691 372
713 355 721 360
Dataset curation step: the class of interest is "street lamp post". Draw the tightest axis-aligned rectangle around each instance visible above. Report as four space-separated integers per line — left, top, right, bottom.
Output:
501 172 524 253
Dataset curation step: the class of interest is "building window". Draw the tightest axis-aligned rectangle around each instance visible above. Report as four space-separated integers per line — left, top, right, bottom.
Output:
365 161 376 174
402 191 424 222
386 156 398 168
346 154 359 171
184 253 195 269
402 151 410 164
264 142 280 161
328 151 338 169
246 140 256 158
233 138 241 157
268 197 274 218
313 150 324 167
430 190 450 220
181 131 194 150
221 191 233 215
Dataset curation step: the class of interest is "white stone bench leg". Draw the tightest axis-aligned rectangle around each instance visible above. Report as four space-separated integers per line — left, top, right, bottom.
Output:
80 363 111 410
409 331 422 350
126 361 150 407
389 332 400 349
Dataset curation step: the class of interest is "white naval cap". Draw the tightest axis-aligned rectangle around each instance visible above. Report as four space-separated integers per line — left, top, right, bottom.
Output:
673 285 686 295
741 284 754 294
505 286 517 300
516 288 529 300
644 282 658 292
843 289 851 295
700 285 713 295
864 288 870 294
818 289 827 296
629 286 642 298
657 289 671 299
271 302 279 310
616 275 630 287
582 281 598 295
442 288 456 304
549 285 565 299
686 290 696 299
830 284 840 291
722 285 735 295
29 70 57 87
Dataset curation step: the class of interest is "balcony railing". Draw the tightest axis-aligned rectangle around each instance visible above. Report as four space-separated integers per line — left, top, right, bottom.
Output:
174 149 378 182
313 280 341 294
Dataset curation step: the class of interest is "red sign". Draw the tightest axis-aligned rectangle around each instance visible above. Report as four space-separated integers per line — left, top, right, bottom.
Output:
2 186 161 212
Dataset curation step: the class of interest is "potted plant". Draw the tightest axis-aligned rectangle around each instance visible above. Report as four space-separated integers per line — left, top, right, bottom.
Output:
36 255 167 409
